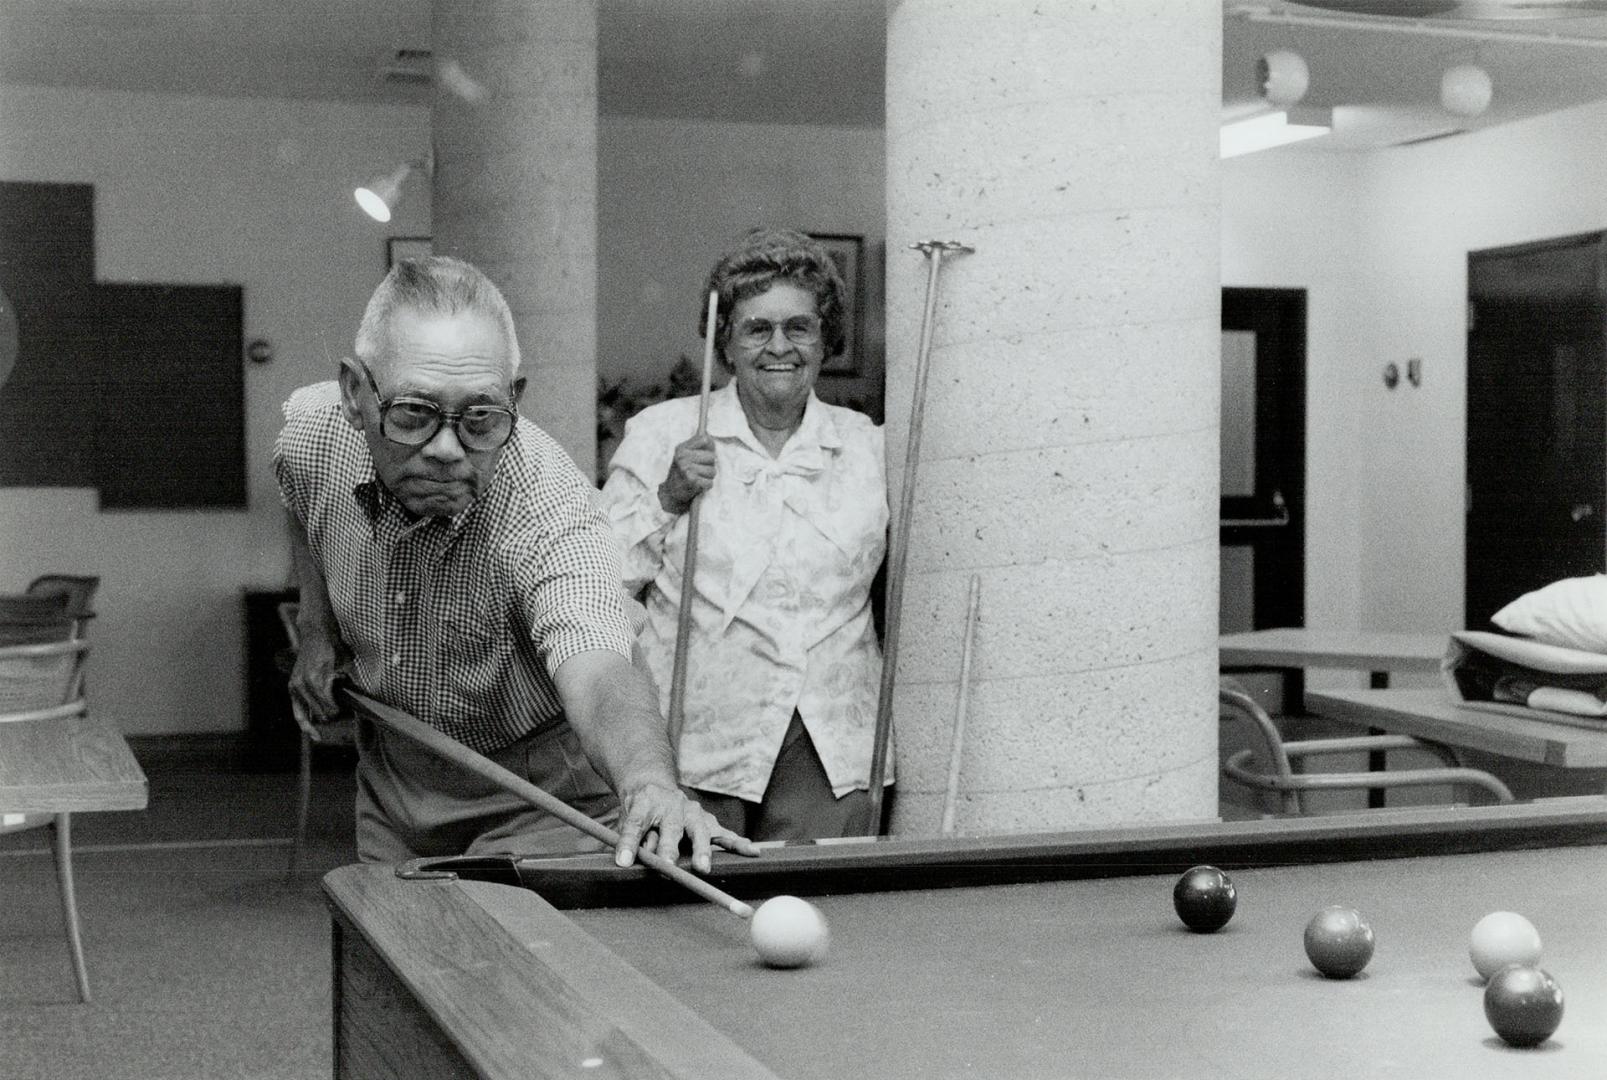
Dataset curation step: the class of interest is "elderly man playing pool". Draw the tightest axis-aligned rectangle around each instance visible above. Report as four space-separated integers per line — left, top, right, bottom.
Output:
275 255 753 872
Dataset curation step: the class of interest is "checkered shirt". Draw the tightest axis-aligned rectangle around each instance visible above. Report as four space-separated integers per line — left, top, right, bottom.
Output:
273 382 635 753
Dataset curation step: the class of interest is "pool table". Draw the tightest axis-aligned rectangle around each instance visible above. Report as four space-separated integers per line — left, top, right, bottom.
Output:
324 798 1607 1079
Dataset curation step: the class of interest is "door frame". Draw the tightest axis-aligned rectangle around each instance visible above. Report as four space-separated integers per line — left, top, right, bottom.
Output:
1221 287 1307 633
1465 230 1607 630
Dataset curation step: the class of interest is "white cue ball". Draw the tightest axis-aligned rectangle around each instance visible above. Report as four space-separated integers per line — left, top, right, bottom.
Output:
1469 911 1543 982
749 895 830 969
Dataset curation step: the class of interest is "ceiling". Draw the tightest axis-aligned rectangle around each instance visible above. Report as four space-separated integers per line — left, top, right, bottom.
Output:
3 1 1607 146
1223 1 1607 149
0 0 886 126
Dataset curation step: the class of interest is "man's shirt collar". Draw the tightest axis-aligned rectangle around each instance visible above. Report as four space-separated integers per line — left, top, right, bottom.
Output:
350 464 482 539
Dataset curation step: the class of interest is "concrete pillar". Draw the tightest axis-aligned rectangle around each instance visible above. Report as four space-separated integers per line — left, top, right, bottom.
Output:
432 0 598 475
885 0 1221 834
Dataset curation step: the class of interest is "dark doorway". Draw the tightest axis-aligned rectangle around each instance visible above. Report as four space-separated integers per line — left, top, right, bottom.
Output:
1466 233 1607 631
1220 287 1307 637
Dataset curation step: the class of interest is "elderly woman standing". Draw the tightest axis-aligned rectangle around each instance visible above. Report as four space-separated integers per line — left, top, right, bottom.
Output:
599 228 889 841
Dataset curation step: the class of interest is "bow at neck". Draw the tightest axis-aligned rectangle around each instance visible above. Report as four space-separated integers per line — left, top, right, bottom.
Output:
699 384 846 627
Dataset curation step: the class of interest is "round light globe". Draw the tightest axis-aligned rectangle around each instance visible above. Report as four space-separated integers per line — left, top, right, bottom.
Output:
1258 50 1310 108
1441 64 1493 118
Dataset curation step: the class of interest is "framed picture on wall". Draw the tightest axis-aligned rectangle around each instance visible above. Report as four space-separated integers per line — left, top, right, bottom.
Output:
386 236 432 269
809 232 864 375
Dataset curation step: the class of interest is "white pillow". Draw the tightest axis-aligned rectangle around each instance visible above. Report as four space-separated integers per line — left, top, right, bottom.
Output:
1491 574 1607 655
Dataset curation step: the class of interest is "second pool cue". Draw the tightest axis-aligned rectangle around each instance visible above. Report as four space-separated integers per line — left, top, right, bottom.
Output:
666 289 720 749
343 688 755 919
864 239 973 835
940 574 981 836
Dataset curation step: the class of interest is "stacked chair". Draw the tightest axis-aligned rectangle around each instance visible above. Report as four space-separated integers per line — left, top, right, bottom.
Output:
0 593 74 646
1 573 109 1001
25 574 100 641
0 635 96 1001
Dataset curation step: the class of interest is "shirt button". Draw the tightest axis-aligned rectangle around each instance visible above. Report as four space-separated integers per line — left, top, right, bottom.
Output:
390 652 402 666
393 590 407 605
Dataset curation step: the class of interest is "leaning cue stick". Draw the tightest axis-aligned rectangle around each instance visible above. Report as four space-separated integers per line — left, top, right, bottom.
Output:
666 290 721 750
342 688 755 919
864 239 974 835
940 574 982 837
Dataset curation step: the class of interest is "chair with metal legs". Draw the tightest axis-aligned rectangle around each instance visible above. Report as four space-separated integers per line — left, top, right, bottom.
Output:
0 639 95 1001
276 602 356 878
1220 681 1515 814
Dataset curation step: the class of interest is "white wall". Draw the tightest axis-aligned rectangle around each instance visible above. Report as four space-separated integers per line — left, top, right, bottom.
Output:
1224 99 1607 677
1358 100 1607 634
0 84 884 736
22 75 1597 735
598 115 885 395
12 75 1596 735
0 84 430 736
1222 150 1369 642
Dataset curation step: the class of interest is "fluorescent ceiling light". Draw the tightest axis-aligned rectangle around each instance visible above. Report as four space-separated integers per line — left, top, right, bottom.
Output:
1220 109 1332 159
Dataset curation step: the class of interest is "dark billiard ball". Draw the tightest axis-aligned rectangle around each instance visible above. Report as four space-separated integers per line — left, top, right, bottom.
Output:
1303 906 1374 979
1172 865 1236 933
1484 964 1564 1048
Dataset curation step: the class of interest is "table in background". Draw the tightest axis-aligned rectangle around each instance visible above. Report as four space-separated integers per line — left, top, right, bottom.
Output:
1308 687 1607 797
1220 628 1449 807
325 801 1607 1080
0 710 146 815
1219 627 1448 704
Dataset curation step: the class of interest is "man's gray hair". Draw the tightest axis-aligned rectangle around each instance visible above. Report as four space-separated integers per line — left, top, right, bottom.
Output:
354 255 521 372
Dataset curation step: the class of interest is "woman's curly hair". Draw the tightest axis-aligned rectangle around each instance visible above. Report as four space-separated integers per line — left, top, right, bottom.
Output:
699 227 848 370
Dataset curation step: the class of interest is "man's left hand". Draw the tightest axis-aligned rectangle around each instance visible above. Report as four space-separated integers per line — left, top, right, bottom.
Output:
613 783 758 874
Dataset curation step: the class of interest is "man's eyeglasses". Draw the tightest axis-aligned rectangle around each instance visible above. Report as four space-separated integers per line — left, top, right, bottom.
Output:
360 363 517 452
732 315 823 350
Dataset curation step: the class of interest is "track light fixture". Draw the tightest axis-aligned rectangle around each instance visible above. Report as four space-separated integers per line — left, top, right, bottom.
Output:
355 154 433 223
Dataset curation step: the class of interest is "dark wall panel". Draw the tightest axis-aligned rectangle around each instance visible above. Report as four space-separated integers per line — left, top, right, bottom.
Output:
91 284 246 508
0 182 245 509
0 181 95 288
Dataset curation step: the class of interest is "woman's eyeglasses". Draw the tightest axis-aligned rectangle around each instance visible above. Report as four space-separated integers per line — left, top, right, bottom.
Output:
732 315 822 350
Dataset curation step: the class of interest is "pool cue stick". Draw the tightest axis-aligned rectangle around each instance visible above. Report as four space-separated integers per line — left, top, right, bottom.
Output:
864 239 974 835
940 574 981 836
666 290 721 750
342 688 755 920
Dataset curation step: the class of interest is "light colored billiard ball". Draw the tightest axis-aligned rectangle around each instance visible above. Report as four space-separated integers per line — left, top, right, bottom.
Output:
749 895 830 969
1469 911 1542 983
